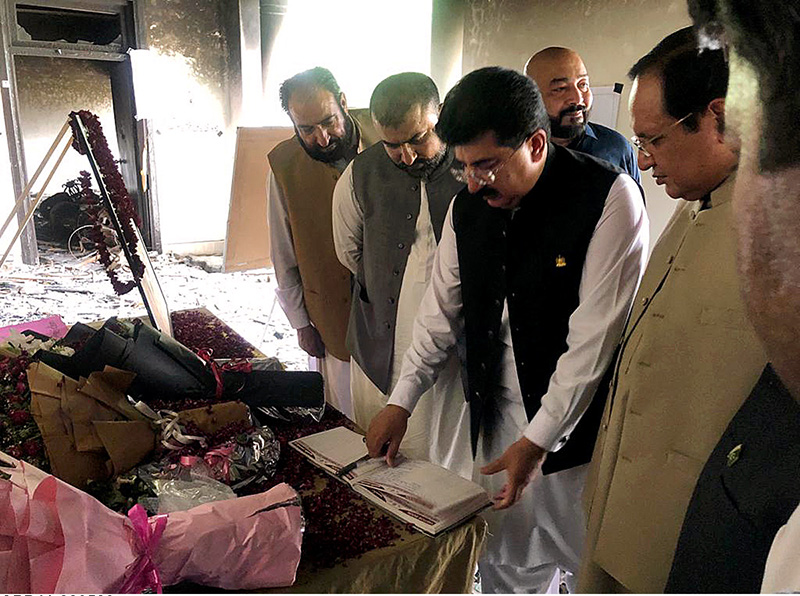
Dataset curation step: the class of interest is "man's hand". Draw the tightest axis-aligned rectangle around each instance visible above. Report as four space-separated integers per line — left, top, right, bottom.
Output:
366 405 410 467
480 437 547 510
297 325 325 358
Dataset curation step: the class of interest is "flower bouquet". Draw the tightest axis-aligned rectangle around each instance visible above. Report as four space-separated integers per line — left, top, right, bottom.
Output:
0 450 304 592
35 317 325 419
25 357 265 490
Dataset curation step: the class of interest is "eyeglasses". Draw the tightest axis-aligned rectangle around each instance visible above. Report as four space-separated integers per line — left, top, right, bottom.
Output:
450 141 526 186
630 113 693 158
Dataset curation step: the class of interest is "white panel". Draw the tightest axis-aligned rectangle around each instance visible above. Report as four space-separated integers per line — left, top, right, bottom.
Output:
591 84 623 130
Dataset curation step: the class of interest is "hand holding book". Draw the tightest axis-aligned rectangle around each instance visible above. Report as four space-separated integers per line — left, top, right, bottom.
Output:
366 404 411 466
291 427 490 536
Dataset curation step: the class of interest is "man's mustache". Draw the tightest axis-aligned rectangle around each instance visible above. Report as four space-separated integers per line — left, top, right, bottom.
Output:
559 105 586 119
471 185 499 200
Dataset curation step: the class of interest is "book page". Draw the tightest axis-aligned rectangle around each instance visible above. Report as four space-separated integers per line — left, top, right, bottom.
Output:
353 459 488 517
289 426 368 474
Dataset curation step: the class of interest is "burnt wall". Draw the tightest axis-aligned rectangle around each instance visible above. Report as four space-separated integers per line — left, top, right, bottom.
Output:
15 56 120 196
139 0 236 248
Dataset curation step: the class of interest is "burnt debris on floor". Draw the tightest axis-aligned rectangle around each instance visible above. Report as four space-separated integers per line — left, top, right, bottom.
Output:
0 246 306 371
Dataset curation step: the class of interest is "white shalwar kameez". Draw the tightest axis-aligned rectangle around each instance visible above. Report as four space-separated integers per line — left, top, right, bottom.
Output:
268 172 352 419
333 164 472 479
389 174 649 593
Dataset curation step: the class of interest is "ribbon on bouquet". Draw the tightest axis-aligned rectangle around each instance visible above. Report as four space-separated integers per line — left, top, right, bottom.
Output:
118 504 168 594
178 442 236 483
196 348 253 400
203 443 236 483
132 401 207 451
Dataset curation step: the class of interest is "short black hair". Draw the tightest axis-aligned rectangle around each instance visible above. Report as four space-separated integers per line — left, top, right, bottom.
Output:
369 72 439 128
629 26 728 133
279 67 342 114
437 66 550 148
688 0 800 171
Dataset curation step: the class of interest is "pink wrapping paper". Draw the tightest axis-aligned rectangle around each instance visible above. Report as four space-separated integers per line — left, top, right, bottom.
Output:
0 450 303 593
0 315 69 340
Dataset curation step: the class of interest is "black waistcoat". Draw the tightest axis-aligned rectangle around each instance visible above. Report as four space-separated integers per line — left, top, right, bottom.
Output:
452 144 619 474
666 364 800 593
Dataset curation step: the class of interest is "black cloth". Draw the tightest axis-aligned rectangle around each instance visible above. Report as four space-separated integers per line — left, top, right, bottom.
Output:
569 122 641 184
666 364 800 593
452 144 619 474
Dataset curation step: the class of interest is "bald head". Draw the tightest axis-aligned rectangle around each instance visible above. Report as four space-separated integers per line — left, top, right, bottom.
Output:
525 47 592 144
525 47 583 81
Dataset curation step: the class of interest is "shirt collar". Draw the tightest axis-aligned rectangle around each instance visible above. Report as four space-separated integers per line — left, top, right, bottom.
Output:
707 170 737 208
353 114 368 153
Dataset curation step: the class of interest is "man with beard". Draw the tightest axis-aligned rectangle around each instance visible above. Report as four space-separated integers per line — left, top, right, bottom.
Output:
267 67 378 419
332 72 472 476
578 28 768 593
663 3 800 592
526 47 640 183
366 67 647 593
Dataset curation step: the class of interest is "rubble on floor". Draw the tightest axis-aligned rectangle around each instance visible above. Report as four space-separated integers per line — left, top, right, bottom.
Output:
0 246 306 371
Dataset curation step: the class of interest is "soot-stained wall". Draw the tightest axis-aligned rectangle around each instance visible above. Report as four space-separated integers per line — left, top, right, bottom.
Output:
139 0 235 250
14 55 120 197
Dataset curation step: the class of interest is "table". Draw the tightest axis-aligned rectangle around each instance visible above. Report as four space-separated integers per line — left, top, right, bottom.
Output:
277 517 486 594
172 308 487 593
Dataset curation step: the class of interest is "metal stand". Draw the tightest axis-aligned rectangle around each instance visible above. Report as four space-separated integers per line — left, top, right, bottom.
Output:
69 113 171 335
0 119 71 268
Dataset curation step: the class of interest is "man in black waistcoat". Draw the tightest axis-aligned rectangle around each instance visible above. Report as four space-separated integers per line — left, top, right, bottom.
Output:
665 2 800 592
366 67 648 593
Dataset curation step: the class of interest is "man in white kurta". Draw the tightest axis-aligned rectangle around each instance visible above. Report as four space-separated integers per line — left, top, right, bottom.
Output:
268 174 351 418
332 73 471 478
267 68 378 420
333 163 471 477
367 67 648 593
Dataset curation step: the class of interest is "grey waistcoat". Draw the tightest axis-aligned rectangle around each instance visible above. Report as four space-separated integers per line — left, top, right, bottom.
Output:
347 143 464 394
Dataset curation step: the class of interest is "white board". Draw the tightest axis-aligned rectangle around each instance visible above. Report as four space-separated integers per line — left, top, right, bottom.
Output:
591 83 624 129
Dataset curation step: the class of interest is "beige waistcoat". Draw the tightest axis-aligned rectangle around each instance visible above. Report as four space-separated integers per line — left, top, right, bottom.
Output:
267 109 377 360
580 175 767 593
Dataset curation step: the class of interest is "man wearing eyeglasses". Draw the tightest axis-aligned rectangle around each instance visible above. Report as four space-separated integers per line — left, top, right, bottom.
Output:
366 66 647 593
331 72 472 477
525 47 641 184
578 28 767 593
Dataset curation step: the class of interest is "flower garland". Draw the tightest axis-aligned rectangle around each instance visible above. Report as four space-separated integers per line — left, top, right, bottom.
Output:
69 110 145 295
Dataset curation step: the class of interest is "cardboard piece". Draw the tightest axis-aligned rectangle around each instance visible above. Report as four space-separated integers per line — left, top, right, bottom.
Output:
30 392 113 487
27 361 156 488
26 361 254 488
94 420 159 475
223 126 293 273
176 401 250 435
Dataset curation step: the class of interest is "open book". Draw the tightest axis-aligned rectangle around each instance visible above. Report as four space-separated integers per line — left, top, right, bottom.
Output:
290 426 491 536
